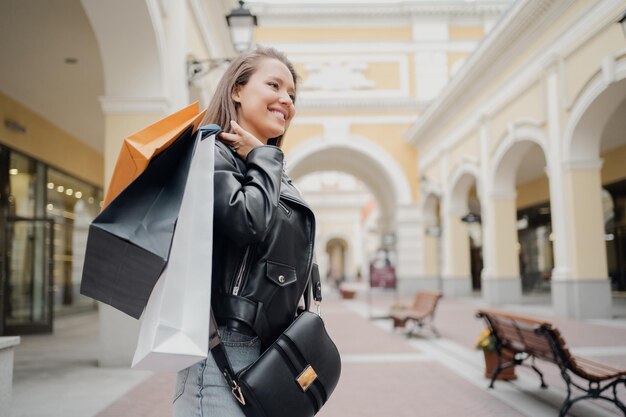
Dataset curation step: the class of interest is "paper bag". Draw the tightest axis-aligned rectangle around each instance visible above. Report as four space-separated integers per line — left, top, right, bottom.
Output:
132 130 215 371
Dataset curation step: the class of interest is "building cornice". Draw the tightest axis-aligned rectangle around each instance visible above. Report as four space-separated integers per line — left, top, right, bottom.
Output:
298 96 427 110
249 1 511 20
405 0 569 146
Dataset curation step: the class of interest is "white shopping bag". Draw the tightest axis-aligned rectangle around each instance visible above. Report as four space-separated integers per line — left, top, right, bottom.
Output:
132 131 215 372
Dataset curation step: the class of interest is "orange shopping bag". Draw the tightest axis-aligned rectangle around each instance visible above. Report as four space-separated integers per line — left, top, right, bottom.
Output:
103 102 207 207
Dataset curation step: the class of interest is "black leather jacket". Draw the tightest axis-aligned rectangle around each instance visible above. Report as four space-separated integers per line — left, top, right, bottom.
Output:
211 139 316 348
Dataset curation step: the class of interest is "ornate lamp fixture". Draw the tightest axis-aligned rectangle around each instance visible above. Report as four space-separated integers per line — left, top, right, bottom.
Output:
187 1 258 83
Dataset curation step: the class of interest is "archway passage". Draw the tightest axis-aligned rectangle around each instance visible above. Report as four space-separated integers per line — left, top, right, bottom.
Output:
596 87 626 291
491 133 552 302
444 165 481 296
559 69 626 317
295 171 379 291
326 237 349 288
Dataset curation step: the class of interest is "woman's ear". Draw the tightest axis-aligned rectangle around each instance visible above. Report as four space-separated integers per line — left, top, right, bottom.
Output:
231 86 242 103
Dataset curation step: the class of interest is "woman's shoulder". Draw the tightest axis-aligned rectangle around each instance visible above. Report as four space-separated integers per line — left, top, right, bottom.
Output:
214 138 244 171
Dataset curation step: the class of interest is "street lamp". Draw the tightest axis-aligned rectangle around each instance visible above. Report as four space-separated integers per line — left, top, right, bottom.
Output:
187 1 258 83
226 0 258 54
461 212 481 224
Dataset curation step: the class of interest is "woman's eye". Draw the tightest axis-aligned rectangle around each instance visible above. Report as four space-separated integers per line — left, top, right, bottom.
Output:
268 82 279 89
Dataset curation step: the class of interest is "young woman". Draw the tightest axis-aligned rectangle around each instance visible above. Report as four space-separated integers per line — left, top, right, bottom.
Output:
172 47 316 416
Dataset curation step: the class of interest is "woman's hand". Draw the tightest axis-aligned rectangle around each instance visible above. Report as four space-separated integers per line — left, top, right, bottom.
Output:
219 120 264 160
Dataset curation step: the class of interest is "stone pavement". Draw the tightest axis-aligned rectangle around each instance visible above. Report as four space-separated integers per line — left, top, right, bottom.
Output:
10 292 626 417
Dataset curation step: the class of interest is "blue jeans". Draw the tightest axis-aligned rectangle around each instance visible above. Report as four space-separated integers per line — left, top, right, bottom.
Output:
172 328 261 417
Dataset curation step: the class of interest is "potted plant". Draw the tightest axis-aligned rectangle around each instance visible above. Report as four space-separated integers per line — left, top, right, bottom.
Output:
475 328 517 380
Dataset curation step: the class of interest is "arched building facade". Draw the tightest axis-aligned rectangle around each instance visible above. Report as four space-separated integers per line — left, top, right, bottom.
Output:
407 0 626 319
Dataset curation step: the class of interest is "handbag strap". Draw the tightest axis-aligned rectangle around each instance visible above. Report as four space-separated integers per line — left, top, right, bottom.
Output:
209 260 322 409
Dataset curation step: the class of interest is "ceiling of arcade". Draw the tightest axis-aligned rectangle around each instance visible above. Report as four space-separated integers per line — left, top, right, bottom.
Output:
0 0 105 152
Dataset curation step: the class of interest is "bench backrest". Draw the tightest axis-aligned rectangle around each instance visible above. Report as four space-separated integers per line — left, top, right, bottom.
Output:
411 290 443 314
477 309 574 365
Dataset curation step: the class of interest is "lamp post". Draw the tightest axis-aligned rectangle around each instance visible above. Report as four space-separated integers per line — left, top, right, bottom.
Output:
187 0 258 83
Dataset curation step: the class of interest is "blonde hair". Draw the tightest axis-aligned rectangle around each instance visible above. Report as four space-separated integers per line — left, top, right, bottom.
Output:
202 46 298 147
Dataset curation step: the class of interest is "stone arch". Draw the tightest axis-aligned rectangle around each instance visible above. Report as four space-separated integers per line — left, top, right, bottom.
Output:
565 57 626 163
491 123 550 196
81 0 167 100
447 161 481 215
287 135 413 232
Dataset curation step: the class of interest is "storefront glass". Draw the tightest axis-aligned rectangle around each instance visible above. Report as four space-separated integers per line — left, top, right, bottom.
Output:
46 168 102 315
1 145 101 335
517 203 554 293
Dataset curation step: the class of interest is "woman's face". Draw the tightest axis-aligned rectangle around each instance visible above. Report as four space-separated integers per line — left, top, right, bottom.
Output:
232 58 296 144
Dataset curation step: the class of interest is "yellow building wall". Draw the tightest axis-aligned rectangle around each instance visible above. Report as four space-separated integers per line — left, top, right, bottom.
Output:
516 176 550 209
489 82 544 155
424 0 591 147
448 26 484 40
0 92 104 187
351 124 419 201
564 24 624 107
255 26 413 42
602 144 626 185
449 130 479 172
282 124 325 155
364 62 403 90
513 143 626 210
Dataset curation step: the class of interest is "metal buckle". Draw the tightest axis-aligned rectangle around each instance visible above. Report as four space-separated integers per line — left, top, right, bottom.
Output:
231 381 246 405
315 300 321 316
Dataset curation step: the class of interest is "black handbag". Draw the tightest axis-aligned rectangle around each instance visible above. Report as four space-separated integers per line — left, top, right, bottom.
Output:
209 264 341 417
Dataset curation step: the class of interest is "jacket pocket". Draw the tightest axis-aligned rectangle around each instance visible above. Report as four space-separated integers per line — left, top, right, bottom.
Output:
265 261 297 287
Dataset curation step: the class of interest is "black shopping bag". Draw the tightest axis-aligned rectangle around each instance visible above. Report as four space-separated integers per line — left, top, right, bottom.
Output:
80 125 221 319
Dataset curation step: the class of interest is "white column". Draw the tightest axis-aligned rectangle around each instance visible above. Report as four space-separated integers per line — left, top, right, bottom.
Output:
479 116 522 305
440 204 472 296
481 193 522 304
0 337 20 416
395 205 425 292
545 58 612 318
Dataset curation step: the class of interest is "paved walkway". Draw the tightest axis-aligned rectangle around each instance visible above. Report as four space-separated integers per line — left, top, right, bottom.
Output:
10 292 626 417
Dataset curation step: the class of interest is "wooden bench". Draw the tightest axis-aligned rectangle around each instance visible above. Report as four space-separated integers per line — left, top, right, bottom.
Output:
477 309 626 416
390 291 442 337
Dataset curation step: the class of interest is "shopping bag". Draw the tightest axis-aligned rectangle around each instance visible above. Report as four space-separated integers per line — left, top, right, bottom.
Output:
103 102 206 208
80 123 221 319
132 130 215 371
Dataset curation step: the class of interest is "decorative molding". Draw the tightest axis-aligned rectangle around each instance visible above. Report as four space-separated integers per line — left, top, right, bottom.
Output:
292 54 410 97
250 2 511 20
262 41 480 54
98 96 170 114
562 159 604 171
293 115 417 125
406 0 573 145
412 0 622 166
297 96 426 110
488 190 517 200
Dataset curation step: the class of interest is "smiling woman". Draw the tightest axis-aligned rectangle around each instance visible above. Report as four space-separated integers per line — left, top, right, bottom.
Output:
172 47 326 417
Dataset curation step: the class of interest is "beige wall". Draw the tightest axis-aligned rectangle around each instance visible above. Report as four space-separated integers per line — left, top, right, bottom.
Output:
255 26 413 42
448 26 484 40
516 176 550 209
351 123 419 201
514 142 626 210
0 92 104 187
282 124 324 155
602 144 626 185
